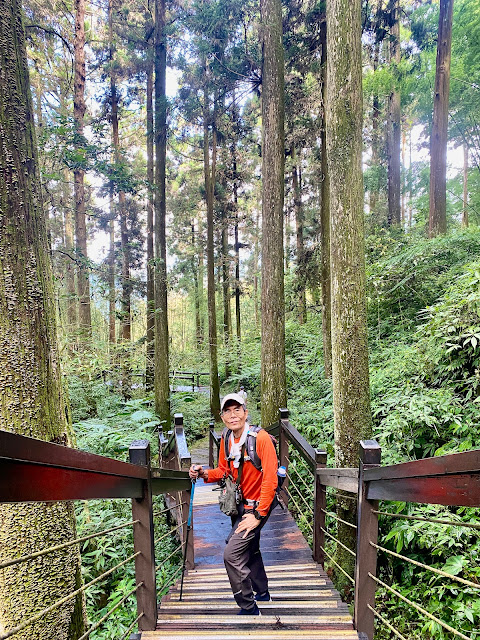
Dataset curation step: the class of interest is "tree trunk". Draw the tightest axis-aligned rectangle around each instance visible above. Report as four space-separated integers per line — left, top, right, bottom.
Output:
463 143 469 227
154 0 171 429
63 168 78 331
146 57 155 389
204 78 221 422
108 196 116 344
429 0 454 238
222 209 232 380
292 146 307 325
110 0 131 399
260 0 287 430
326 0 372 592
74 0 91 337
197 217 205 346
192 221 202 346
0 2 86 636
387 0 401 226
320 10 332 378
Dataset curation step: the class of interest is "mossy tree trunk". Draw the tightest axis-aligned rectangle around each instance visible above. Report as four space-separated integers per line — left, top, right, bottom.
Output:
260 0 287 430
326 0 372 593
0 1 86 637
154 0 171 428
429 0 454 238
74 0 91 338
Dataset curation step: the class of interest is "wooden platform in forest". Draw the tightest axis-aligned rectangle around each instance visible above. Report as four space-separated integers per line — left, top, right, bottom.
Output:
144 480 360 640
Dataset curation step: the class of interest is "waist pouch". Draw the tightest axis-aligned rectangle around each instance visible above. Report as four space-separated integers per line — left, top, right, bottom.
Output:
218 475 243 517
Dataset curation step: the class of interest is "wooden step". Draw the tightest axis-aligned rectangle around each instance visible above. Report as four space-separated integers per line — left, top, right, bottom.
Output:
159 602 350 616
165 590 338 601
144 632 360 639
155 614 354 629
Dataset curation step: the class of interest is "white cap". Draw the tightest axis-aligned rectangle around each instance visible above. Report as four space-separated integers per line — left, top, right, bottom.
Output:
220 393 247 412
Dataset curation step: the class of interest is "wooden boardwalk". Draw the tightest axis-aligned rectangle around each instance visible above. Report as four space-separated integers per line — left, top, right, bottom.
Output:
144 480 359 640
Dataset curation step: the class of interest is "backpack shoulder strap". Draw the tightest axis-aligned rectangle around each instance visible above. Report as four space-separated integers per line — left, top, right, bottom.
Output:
246 425 263 471
221 427 232 460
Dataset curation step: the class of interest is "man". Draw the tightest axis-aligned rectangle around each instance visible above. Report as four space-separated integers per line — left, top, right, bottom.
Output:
189 393 278 615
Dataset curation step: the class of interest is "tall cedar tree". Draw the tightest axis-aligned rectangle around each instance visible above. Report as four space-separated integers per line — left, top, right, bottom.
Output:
387 0 401 226
260 0 287 429
429 0 454 237
0 1 86 636
204 69 221 422
319 8 332 378
146 53 155 388
154 0 171 428
326 0 372 587
74 0 91 336
109 0 132 399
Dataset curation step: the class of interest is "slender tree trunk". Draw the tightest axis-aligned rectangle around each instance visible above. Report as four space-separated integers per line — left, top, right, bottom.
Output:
231 93 241 366
463 143 469 227
401 126 407 225
222 210 232 379
63 169 78 331
327 0 372 592
74 0 91 337
192 221 202 346
108 194 116 344
197 218 205 345
387 0 401 226
110 0 131 399
154 0 170 428
254 206 260 329
203 79 221 421
292 146 307 324
260 0 287 430
0 2 86 636
320 10 332 378
146 57 155 389
429 0 454 238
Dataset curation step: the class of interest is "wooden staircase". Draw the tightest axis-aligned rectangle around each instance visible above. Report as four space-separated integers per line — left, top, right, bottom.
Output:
144 561 358 639
143 480 359 640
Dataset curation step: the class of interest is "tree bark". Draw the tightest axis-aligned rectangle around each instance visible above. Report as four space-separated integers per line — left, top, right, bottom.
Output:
327 0 372 591
0 2 86 636
320 11 332 378
463 143 469 227
222 208 232 379
63 168 78 331
387 0 401 226
203 77 221 422
260 0 287 430
429 0 454 238
74 0 91 337
146 57 155 389
108 194 116 344
292 146 306 325
154 0 171 428
109 0 131 399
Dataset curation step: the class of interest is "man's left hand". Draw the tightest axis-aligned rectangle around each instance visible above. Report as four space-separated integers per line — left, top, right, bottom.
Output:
235 512 261 539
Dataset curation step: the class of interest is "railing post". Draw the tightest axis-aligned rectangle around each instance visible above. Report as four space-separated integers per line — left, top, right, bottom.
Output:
208 420 215 469
313 448 327 565
129 440 157 631
175 414 194 570
354 440 381 640
279 408 289 508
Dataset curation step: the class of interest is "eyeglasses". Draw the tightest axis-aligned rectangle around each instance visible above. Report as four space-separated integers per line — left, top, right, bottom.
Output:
221 406 245 416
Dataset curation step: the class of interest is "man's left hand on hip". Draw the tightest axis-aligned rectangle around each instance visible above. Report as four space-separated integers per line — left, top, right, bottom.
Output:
235 512 261 539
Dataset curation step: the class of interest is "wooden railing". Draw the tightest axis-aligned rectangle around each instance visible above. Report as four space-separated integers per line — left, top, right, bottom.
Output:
0 422 193 637
208 409 480 640
169 370 210 391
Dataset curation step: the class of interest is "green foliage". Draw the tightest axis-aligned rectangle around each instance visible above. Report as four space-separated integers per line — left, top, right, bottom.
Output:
367 229 480 338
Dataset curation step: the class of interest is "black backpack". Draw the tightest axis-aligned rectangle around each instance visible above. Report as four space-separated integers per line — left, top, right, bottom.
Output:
222 425 277 472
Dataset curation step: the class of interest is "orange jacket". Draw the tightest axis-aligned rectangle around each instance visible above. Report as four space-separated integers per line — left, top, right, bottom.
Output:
205 428 278 517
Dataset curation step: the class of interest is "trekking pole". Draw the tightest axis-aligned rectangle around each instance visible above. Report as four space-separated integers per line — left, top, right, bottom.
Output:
179 475 196 601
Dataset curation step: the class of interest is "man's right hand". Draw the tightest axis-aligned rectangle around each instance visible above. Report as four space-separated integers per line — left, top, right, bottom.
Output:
189 464 205 480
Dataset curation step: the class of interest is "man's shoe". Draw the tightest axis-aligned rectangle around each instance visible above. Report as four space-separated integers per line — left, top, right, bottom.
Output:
255 590 271 602
237 603 261 615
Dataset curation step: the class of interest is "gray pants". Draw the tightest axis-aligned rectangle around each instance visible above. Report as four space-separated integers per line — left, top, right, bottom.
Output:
223 502 274 611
